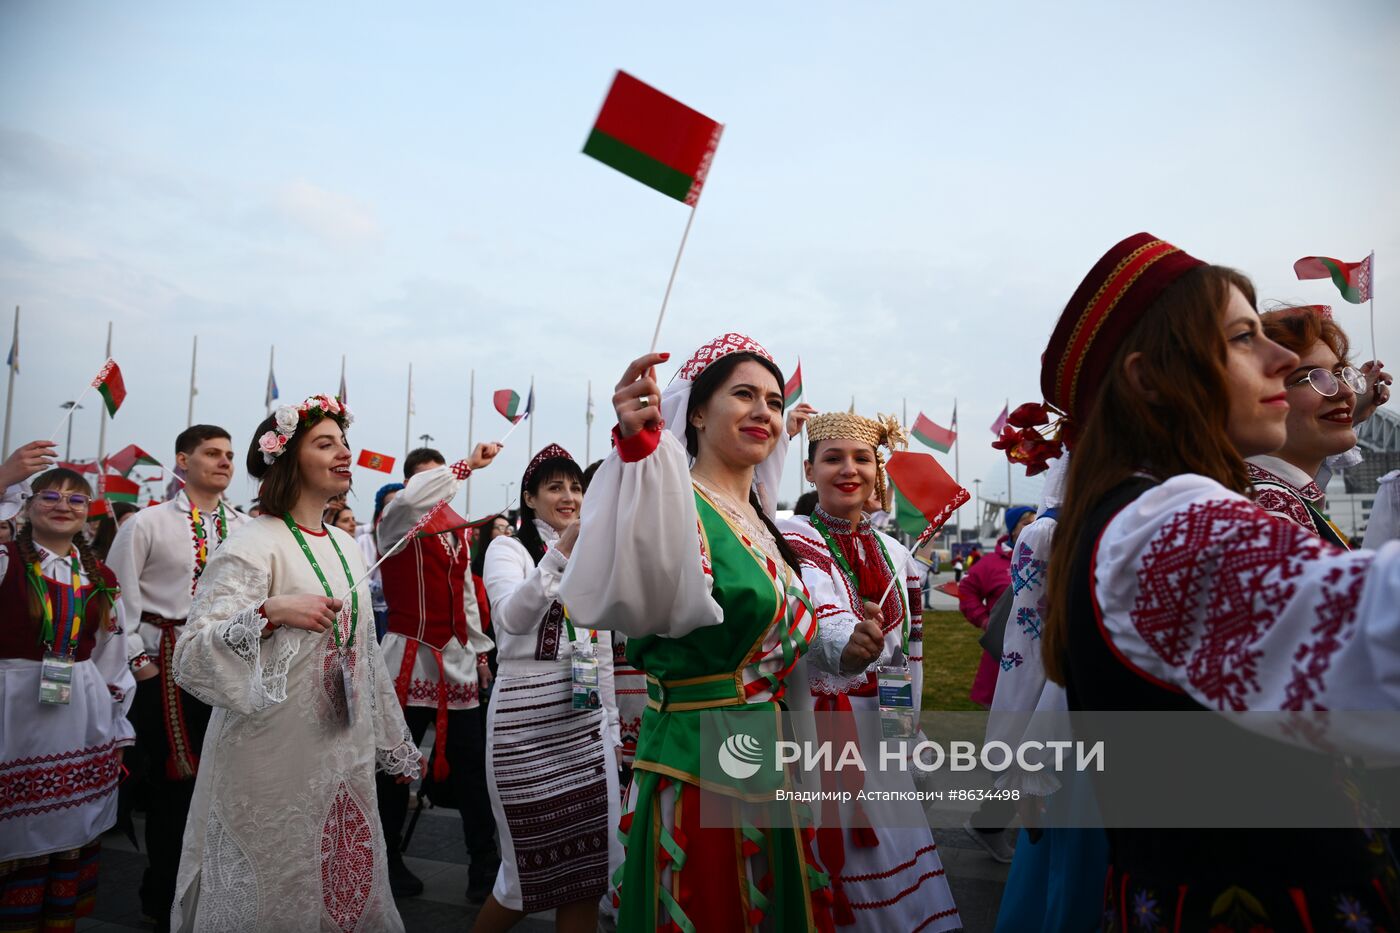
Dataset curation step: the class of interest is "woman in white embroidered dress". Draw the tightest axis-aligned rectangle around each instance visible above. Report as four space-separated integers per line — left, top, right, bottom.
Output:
778 412 961 932
1247 305 1391 547
476 444 621 933
171 395 420 933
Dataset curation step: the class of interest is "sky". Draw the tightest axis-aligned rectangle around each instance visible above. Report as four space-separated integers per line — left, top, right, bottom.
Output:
2 0 1397 529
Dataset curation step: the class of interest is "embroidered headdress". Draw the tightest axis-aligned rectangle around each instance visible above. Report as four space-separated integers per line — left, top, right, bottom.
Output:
258 394 353 466
660 333 775 443
805 411 908 511
997 233 1204 475
522 443 576 489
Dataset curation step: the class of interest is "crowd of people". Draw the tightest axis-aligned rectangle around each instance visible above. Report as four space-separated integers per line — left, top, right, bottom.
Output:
1 230 1398 932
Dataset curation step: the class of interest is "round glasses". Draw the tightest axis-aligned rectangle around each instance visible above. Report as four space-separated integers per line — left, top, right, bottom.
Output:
1286 366 1368 398
35 490 91 510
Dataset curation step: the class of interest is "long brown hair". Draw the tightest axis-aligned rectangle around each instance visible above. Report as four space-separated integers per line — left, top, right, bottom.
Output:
245 413 350 517
1043 265 1256 685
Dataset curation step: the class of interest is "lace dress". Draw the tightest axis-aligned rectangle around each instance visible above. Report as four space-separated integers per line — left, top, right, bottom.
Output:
170 516 421 933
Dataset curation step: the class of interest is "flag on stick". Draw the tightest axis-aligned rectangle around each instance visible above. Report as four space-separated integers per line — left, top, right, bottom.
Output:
92 359 126 416
106 444 160 476
990 403 1009 436
1294 254 1373 304
885 451 970 546
783 360 803 411
100 474 141 505
911 413 957 454
357 449 396 474
583 71 723 206
493 388 533 425
6 312 16 374
950 401 958 429
58 460 99 474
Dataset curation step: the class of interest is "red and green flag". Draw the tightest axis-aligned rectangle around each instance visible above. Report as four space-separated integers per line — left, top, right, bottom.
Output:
1294 253 1373 304
493 387 534 425
357 449 396 474
783 360 803 411
92 359 127 415
885 451 970 545
106 444 160 476
911 412 957 453
98 473 141 506
583 70 723 206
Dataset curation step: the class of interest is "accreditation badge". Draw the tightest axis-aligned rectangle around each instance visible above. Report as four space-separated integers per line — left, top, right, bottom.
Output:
877 666 915 738
339 653 357 728
40 651 75 705
571 643 601 711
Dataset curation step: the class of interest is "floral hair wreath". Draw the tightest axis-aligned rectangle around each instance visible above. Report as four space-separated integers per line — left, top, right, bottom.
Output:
992 402 1072 476
259 394 354 465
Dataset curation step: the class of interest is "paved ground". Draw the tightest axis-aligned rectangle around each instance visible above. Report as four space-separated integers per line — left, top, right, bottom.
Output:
78 805 1009 932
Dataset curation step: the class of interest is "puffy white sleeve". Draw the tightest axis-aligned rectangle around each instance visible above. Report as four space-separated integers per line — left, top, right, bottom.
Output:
986 516 1065 795
173 532 298 715
105 516 153 671
1362 470 1400 549
94 593 138 733
781 526 858 678
0 480 30 523
484 535 564 637
1095 474 1400 752
558 429 722 638
376 463 458 549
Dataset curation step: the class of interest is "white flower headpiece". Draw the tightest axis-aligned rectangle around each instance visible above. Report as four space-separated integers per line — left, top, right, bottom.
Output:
259 394 354 465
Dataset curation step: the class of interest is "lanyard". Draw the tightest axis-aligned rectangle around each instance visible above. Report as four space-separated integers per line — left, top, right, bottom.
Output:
282 514 359 651
562 607 596 646
809 513 909 656
26 551 87 655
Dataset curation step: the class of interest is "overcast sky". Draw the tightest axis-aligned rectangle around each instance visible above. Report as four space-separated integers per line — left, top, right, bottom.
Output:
2 0 1396 526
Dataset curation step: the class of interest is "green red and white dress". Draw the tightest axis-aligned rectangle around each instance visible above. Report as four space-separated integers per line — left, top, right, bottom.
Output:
561 427 835 932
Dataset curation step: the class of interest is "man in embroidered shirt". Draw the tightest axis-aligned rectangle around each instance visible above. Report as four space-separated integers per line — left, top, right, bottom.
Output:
376 445 500 903
106 424 248 932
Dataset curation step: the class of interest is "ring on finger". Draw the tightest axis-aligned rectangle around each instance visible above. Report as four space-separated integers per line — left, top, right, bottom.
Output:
637 395 651 410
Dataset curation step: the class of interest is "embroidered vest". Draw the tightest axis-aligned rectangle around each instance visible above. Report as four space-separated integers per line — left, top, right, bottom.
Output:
0 541 118 663
379 528 471 649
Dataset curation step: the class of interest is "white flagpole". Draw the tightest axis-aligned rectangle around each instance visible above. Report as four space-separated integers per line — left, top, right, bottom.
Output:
527 375 535 454
265 345 277 413
953 397 961 545
96 322 112 466
466 369 475 514
585 379 593 464
1369 250 1376 364
2 306 17 458
404 363 413 457
649 205 698 354
1005 397 1012 507
187 335 198 427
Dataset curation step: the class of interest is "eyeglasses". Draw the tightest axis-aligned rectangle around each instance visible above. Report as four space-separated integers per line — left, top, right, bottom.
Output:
35 491 91 510
1285 366 1368 398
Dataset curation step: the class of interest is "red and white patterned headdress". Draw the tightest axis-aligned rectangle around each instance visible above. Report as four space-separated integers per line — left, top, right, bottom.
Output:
661 333 776 444
522 443 576 489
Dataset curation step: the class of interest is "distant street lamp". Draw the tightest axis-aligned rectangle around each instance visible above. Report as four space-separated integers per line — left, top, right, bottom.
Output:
502 481 515 509
418 433 434 447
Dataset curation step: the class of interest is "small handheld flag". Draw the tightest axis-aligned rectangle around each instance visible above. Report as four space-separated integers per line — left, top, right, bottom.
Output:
107 444 160 476
1294 254 1373 304
583 71 723 207
885 451 971 546
911 413 957 454
357 449 397 474
493 389 527 425
783 361 804 411
99 473 141 505
92 359 127 416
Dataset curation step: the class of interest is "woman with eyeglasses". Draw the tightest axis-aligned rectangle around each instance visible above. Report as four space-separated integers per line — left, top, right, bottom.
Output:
0 468 135 932
1247 306 1392 547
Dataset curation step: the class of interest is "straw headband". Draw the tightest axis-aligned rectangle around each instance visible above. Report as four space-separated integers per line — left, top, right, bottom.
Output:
805 411 908 512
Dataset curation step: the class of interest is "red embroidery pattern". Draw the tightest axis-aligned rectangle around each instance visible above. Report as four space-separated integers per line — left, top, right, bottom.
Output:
0 740 122 820
403 678 478 707
1254 486 1319 535
320 783 374 931
677 333 772 381
1282 558 1371 711
1132 499 1322 710
785 534 862 613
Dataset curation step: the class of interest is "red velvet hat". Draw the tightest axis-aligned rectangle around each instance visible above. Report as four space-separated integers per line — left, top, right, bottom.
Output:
1040 233 1205 423
522 443 576 488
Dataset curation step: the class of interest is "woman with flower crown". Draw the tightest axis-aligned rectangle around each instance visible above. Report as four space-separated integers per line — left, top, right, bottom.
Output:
169 395 422 933
777 411 962 932
561 334 845 933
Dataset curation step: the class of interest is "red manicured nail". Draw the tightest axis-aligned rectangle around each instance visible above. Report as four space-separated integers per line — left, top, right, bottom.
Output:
659 352 671 360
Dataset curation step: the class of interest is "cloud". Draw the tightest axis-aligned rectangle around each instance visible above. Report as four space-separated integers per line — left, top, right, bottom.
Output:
276 180 382 250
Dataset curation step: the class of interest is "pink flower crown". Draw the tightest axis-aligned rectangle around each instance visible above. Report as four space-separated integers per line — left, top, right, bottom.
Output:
259 394 354 465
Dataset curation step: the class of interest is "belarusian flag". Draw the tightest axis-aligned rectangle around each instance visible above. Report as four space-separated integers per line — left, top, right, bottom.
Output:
107 444 160 476
885 451 970 545
357 449 396 474
100 474 141 505
493 387 533 425
58 460 99 474
911 413 957 453
989 403 1009 437
1294 253 1373 304
92 359 127 415
583 71 723 206
783 360 803 411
